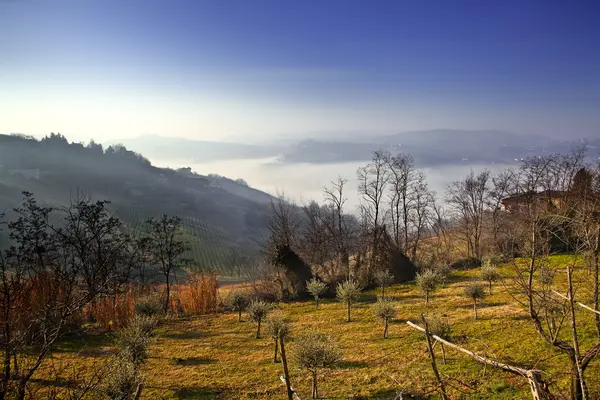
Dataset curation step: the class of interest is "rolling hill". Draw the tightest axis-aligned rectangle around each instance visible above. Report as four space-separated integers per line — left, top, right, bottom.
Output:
0 133 273 273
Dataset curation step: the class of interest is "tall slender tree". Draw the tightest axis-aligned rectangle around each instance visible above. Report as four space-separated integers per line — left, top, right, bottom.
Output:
143 215 188 314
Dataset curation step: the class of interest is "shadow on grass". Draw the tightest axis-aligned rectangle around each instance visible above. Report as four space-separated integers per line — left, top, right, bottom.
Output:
339 360 370 369
30 377 79 389
174 387 220 399
171 357 215 366
456 301 505 310
162 331 212 340
54 331 112 355
446 274 476 284
358 293 378 303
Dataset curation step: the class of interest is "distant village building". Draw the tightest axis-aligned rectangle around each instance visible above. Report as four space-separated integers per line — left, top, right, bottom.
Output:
501 190 569 213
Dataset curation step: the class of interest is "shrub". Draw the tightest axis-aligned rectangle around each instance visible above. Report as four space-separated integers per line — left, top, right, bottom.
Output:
415 269 439 306
480 262 500 295
247 300 270 338
268 313 290 363
336 280 361 322
306 278 327 309
114 316 157 367
293 332 343 399
224 290 250 322
374 269 394 297
464 283 487 320
102 354 142 400
134 294 164 317
540 265 556 286
175 274 218 315
450 258 481 270
435 264 452 287
372 298 396 338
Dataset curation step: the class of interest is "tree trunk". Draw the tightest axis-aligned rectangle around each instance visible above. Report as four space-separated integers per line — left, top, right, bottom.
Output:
571 360 585 400
273 339 279 363
17 379 26 400
384 318 389 339
312 371 318 399
347 300 351 322
316 297 319 309
488 280 492 295
256 320 261 339
382 284 385 298
164 272 171 314
425 292 429 307
134 383 144 400
238 309 242 322
473 300 478 320
592 245 600 337
567 266 588 400
279 335 293 400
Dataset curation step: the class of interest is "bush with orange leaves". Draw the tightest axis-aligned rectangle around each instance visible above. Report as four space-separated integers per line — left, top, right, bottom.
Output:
84 274 218 330
171 274 218 315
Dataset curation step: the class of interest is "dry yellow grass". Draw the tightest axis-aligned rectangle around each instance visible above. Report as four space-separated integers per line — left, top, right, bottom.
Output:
46 256 600 399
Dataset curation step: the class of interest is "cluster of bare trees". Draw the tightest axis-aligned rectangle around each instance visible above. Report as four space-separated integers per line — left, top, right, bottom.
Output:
503 148 600 400
0 192 188 399
262 151 436 293
261 146 600 399
415 147 600 400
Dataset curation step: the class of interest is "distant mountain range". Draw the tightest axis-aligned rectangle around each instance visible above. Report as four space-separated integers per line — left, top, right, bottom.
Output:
114 130 592 167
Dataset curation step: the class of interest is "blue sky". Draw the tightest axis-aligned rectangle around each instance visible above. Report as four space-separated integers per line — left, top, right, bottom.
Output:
1 0 599 142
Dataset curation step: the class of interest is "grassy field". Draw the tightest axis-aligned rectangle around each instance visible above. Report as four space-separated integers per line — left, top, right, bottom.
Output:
45 255 600 399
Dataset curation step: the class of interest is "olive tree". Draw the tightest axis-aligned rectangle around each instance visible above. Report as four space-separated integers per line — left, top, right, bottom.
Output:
306 278 327 309
374 269 393 297
435 264 452 288
373 298 396 338
293 333 343 399
225 290 250 322
268 313 290 363
336 280 361 322
416 269 439 306
480 261 500 295
427 315 452 364
247 300 270 338
464 283 487 320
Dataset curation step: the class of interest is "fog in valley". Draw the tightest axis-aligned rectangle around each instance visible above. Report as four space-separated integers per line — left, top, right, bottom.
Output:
151 155 507 210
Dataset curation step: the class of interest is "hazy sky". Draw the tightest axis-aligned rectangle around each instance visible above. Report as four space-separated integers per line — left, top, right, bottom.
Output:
1 1 599 143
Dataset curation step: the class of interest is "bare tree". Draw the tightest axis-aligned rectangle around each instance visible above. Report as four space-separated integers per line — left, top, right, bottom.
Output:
447 170 491 260
322 177 352 278
487 169 516 254
429 196 453 266
385 153 416 253
508 153 600 400
409 172 434 261
358 150 391 276
0 192 130 399
143 215 189 314
268 192 301 250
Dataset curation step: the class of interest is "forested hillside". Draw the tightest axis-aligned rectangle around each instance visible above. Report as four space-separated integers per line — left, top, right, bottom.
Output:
0 133 271 272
